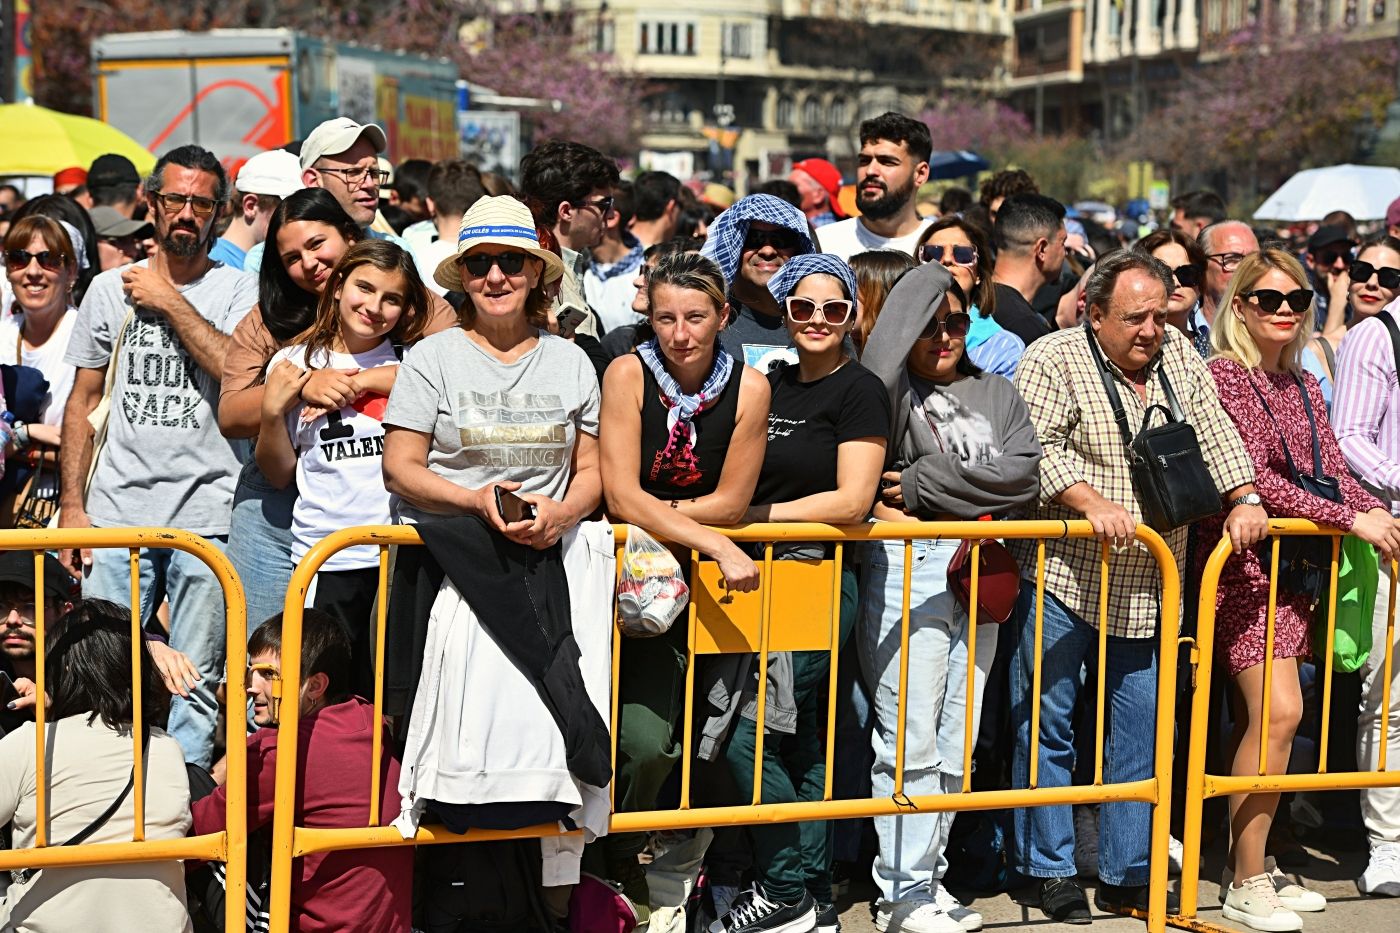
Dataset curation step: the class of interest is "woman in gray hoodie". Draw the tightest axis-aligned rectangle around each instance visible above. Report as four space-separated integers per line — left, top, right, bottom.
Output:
858 261 1042 933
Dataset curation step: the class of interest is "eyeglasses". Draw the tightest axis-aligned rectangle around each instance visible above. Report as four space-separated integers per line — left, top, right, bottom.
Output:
155 192 218 216
316 165 390 188
1350 260 1400 290
1209 252 1248 273
1244 288 1314 315
785 296 854 326
460 251 530 277
919 244 977 266
743 227 803 253
1170 264 1202 289
4 249 64 272
575 196 615 217
917 312 972 341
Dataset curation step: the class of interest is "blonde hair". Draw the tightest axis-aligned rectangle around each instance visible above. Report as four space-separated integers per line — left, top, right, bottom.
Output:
1210 248 1314 373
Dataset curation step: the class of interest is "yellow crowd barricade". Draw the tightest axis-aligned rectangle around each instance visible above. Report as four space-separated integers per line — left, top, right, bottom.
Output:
0 528 248 933
1177 520 1400 928
267 520 1182 933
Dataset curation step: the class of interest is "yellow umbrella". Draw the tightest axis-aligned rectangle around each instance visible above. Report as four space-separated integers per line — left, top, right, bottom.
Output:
0 102 156 177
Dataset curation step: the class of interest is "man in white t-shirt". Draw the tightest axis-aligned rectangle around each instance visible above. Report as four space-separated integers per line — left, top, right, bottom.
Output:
817 112 932 262
408 160 486 296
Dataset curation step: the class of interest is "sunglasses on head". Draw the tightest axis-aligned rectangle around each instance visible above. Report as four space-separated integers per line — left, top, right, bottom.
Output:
1170 264 1202 289
1350 260 1400 290
460 251 529 277
918 244 977 266
917 312 972 341
1244 288 1313 315
744 227 803 253
4 249 64 272
785 296 854 326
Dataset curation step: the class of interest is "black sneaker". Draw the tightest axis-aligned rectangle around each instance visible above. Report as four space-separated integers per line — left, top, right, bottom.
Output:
708 887 817 933
1039 877 1092 924
816 901 840 933
1093 882 1180 916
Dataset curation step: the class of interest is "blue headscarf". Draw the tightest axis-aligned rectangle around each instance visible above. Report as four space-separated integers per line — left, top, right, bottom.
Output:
766 253 859 307
699 194 814 287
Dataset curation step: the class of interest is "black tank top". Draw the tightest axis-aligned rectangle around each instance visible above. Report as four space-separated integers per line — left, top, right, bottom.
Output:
638 353 742 500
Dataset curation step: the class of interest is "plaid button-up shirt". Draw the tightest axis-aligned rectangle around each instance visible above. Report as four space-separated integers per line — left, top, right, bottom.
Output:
1010 325 1255 638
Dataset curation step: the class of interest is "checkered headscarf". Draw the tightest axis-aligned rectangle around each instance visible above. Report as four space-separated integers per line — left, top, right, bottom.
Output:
699 194 814 288
766 253 859 306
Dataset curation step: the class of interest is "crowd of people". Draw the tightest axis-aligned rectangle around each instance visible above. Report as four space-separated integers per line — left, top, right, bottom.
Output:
1 108 1399 933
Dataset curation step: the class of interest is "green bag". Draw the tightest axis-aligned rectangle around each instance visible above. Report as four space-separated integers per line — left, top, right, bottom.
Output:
1313 535 1377 673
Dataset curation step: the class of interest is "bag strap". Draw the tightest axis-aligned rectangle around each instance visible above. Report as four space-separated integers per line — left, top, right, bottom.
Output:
1245 375 1306 485
103 308 136 404
60 731 148 847
1378 311 1400 386
1293 372 1326 481
1313 336 1337 384
1083 324 1136 451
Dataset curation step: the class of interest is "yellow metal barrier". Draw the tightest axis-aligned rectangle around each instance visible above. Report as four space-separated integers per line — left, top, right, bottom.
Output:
1178 519 1400 928
267 520 1182 933
0 528 248 933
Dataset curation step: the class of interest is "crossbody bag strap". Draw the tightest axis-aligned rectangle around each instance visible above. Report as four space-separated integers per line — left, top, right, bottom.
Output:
1083 324 1136 451
1293 373 1326 481
1245 375 1305 484
61 731 148 847
1378 311 1400 391
1155 365 1187 423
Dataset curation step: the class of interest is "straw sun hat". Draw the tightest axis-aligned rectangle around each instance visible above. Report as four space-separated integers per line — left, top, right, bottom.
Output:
433 195 566 292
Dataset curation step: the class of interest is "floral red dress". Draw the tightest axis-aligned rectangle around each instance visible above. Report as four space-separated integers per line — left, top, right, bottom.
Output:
1197 359 1385 676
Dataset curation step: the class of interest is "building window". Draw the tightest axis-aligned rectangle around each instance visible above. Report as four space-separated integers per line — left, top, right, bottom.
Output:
722 22 753 59
776 96 795 130
594 18 615 54
802 97 823 131
638 20 697 56
830 97 849 129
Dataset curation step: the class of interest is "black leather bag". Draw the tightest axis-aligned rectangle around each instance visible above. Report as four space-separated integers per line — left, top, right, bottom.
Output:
1084 326 1222 531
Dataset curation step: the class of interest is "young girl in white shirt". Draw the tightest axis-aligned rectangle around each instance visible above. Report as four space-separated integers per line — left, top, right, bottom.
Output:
257 240 433 695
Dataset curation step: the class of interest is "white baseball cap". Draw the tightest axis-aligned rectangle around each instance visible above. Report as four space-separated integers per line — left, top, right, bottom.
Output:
236 149 303 198
299 117 388 172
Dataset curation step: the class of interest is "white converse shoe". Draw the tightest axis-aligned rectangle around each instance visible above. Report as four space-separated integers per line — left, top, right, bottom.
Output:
1221 873 1303 932
873 897 962 933
1072 805 1099 879
930 883 982 932
1358 840 1400 897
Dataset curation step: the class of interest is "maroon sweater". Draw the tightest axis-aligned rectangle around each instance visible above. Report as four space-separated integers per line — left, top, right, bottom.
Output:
193 697 412 932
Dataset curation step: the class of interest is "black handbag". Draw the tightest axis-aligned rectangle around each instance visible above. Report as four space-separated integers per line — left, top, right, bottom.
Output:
1247 373 1342 606
1084 325 1222 531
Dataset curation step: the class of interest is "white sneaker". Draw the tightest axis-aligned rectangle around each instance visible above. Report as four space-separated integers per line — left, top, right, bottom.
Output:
1072 805 1099 879
1221 874 1303 932
1168 835 1185 877
1358 840 1400 897
1221 858 1326 912
930 883 982 932
873 898 962 933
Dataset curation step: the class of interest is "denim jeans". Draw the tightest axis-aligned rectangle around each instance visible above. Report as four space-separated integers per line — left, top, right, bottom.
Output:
1009 586 1158 887
84 533 230 769
225 461 296 631
859 538 999 903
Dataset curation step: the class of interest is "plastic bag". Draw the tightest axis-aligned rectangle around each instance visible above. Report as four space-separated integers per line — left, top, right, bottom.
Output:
618 525 689 636
1312 534 1376 673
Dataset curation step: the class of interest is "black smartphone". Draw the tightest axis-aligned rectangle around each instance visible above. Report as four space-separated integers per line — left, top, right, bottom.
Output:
494 487 537 524
0 669 18 707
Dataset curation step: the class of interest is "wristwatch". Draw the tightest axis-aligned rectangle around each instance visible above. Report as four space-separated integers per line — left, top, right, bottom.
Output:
1229 493 1262 508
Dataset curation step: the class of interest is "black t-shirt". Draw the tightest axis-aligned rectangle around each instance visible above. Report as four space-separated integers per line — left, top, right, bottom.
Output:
994 283 1053 346
753 361 891 506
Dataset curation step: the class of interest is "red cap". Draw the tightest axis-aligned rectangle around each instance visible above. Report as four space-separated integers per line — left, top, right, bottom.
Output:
792 158 845 218
53 166 87 188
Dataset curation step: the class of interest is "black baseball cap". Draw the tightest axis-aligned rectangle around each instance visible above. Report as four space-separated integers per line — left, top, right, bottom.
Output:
1307 224 1355 252
87 154 141 188
0 551 78 603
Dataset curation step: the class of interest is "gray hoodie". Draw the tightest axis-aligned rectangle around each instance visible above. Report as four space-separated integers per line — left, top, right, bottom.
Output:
862 262 1042 518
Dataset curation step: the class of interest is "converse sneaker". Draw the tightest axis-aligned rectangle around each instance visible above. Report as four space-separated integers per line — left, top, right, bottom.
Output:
1073 805 1100 879
1358 840 1400 897
1220 858 1326 912
930 883 982 932
815 901 840 933
709 887 816 933
1222 873 1302 932
873 897 963 933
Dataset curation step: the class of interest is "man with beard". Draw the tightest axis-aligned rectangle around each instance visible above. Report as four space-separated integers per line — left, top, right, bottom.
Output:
58 144 258 770
817 112 932 262
0 553 75 738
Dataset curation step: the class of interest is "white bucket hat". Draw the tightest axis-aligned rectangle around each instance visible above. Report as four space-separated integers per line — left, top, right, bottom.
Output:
433 195 565 292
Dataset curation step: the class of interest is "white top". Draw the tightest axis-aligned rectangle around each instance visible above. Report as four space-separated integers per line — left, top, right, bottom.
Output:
817 216 933 262
270 340 399 572
0 308 80 428
411 236 458 297
0 717 193 933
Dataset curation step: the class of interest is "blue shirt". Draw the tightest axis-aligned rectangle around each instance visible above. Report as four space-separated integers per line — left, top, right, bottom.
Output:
208 237 247 271
964 306 1025 380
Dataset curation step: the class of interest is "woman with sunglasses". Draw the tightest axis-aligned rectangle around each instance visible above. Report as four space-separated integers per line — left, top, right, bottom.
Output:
1203 249 1400 932
859 262 1041 933
1134 229 1210 358
1310 236 1400 397
913 218 1024 379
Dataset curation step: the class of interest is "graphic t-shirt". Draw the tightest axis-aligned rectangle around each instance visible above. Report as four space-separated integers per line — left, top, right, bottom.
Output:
271 341 399 571
754 361 891 506
384 329 601 523
65 260 257 534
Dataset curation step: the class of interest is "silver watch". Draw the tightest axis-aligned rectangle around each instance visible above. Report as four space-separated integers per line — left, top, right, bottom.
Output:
1230 493 1262 508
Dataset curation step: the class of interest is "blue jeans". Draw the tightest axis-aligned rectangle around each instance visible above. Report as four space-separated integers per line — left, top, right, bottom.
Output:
1009 586 1158 887
84 533 230 769
859 538 999 903
225 461 296 631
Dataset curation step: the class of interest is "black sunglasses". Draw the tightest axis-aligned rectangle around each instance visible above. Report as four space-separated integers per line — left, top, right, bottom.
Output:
1350 260 1400 290
917 312 972 341
1244 288 1313 315
1170 264 1202 289
785 296 854 326
1314 247 1351 267
744 227 803 253
460 251 529 277
575 196 615 216
4 249 64 272
919 244 977 266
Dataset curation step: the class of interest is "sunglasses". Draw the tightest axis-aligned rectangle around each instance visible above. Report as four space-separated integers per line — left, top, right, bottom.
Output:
785 296 854 326
1244 288 1314 315
156 192 218 216
460 251 530 277
917 312 972 341
744 227 803 253
919 244 977 266
575 196 615 216
1315 248 1351 267
1169 264 1202 289
4 249 65 272
1350 260 1400 290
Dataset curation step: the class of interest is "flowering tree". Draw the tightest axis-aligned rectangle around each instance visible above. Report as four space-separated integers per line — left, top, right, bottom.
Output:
918 99 1032 158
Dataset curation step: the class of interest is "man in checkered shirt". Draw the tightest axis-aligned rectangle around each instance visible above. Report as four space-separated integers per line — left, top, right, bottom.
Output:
1007 250 1268 922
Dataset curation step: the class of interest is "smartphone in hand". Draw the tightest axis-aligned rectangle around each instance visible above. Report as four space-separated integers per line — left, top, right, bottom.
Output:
494 487 537 524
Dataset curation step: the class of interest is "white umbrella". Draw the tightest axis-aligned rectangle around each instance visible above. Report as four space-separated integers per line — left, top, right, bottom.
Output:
1253 164 1400 221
